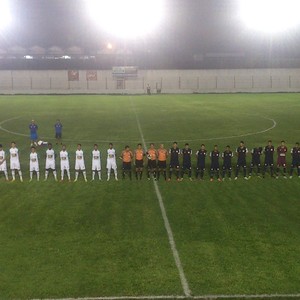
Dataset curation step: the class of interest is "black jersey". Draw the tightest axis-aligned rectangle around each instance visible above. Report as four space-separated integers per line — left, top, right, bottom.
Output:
182 148 192 166
222 150 233 166
264 145 274 163
169 147 180 164
291 147 300 163
251 147 262 163
210 150 220 168
236 146 248 162
196 149 207 167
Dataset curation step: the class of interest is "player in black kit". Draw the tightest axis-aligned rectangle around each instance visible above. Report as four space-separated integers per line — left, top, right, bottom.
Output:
235 141 248 180
262 140 275 178
181 143 192 181
290 142 300 178
249 146 263 178
209 145 221 182
168 142 181 181
222 145 233 181
196 144 207 180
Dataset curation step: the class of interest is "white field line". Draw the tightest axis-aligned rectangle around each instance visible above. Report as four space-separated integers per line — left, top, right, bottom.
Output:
130 98 191 297
38 293 300 300
0 116 277 144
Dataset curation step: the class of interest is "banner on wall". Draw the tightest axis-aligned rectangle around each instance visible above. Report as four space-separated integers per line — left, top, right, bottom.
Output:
68 70 79 81
86 71 97 81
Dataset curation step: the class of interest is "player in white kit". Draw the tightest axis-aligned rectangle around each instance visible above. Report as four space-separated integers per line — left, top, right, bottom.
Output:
60 144 71 182
92 144 101 181
74 144 87 182
29 146 39 181
0 144 9 181
107 143 118 181
45 143 57 181
9 142 23 182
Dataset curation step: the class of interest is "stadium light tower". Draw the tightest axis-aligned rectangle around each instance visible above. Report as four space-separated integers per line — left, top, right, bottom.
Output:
0 0 12 30
239 0 300 34
86 0 165 39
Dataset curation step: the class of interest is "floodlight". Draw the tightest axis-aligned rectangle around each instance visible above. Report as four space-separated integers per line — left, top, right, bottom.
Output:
239 0 300 34
87 0 165 39
0 0 12 29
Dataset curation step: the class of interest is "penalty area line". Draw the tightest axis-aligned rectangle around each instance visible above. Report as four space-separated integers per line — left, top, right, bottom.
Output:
38 292 300 300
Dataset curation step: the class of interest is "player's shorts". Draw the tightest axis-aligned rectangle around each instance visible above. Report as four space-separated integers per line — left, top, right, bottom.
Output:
10 160 20 170
30 162 39 172
30 132 38 140
222 164 232 170
182 163 191 170
197 164 205 170
250 160 261 167
122 162 132 170
169 161 180 169
158 160 167 169
55 132 62 139
75 161 85 170
92 161 101 171
107 159 117 170
61 162 70 170
277 157 286 167
210 164 220 171
148 159 157 169
264 159 274 166
46 161 56 170
135 159 144 168
0 162 7 171
236 160 246 168
291 160 300 168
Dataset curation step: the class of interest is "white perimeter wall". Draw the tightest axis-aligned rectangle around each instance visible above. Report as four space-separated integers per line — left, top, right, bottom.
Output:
1 69 300 94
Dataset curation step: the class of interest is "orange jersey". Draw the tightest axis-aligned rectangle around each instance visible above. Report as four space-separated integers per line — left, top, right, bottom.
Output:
147 148 157 161
158 148 168 161
135 149 144 160
122 150 133 163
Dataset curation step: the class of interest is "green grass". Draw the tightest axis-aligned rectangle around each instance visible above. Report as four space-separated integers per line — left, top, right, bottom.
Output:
0 94 300 299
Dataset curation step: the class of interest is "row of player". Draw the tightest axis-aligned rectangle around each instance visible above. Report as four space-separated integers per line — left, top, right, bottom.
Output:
1 140 300 182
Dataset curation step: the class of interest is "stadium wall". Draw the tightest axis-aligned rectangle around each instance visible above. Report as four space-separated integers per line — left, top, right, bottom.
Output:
0 69 300 94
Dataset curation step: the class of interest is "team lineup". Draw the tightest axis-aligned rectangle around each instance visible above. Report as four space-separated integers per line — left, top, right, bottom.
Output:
0 119 300 182
1 139 300 182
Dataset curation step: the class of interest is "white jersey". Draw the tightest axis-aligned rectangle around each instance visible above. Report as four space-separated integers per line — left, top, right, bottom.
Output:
60 150 70 170
30 152 39 172
10 147 20 170
106 148 117 170
92 149 101 171
46 149 56 169
0 150 7 171
75 149 85 170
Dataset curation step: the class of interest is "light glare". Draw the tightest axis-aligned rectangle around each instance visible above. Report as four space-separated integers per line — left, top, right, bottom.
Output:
239 0 300 34
0 0 12 29
87 0 164 39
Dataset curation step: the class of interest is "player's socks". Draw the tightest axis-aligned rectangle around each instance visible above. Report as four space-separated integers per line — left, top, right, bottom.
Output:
83 171 87 182
135 171 138 180
45 170 49 180
243 167 246 177
53 171 57 181
98 171 101 180
163 171 167 180
228 170 231 178
114 170 118 180
157 171 160 180
176 170 179 179
92 171 95 180
61 170 64 180
147 170 150 179
4 171 8 180
195 170 199 179
169 170 172 179
298 167 300 176
129 171 132 180
283 168 286 176
67 170 70 180
122 171 125 179
140 171 143 180
30 171 33 180
188 170 191 178
200 170 204 179
75 171 79 180
153 171 156 179
18 171 23 182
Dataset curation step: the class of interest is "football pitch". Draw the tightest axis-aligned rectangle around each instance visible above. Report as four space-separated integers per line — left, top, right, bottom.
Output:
0 93 300 300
